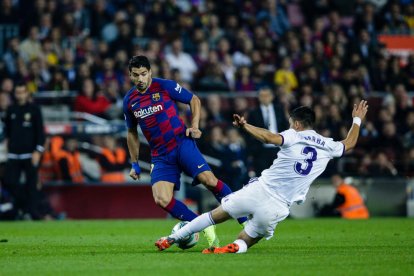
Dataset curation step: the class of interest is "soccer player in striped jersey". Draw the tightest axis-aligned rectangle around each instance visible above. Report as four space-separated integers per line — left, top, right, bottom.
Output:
124 56 246 247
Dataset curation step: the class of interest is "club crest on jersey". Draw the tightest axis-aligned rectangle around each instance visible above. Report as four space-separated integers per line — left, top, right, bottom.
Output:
133 104 163 119
152 93 160 101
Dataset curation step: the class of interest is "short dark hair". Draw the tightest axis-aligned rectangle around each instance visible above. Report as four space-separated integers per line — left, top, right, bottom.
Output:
128 55 151 72
290 106 315 128
14 81 27 89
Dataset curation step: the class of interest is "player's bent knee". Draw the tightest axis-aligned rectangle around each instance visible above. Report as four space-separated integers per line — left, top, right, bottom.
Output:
198 172 217 188
153 195 172 208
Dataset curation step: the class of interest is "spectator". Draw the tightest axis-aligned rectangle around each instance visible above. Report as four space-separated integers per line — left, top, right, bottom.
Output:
247 87 288 175
46 68 69 91
353 2 378 41
256 0 290 38
235 66 255 92
402 111 414 149
0 0 19 24
232 38 253 68
404 3 414 30
3 37 20 77
202 126 227 181
382 2 410 34
165 38 198 84
74 78 111 118
274 57 298 93
402 147 414 177
405 54 414 91
19 26 43 63
372 56 390 91
367 152 398 177
206 94 228 127
222 128 248 191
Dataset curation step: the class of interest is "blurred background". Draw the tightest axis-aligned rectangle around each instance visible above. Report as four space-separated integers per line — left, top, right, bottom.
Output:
0 0 413 220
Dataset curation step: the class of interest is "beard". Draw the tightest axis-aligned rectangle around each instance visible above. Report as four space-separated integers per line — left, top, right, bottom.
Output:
137 82 147 90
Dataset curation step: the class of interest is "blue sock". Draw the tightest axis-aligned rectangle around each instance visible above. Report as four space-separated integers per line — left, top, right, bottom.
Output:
163 198 198 221
212 179 232 202
212 180 248 224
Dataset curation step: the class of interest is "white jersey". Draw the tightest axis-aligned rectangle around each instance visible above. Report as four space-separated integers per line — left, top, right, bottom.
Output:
259 129 345 205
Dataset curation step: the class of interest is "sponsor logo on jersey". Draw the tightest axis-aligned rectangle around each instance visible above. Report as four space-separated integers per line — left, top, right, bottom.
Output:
152 93 160 101
133 104 163 119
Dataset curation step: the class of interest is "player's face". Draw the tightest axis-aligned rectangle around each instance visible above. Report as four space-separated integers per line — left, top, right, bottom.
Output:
14 86 30 104
130 67 152 91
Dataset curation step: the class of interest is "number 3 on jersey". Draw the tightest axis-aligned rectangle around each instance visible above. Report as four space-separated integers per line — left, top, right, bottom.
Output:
294 146 317 176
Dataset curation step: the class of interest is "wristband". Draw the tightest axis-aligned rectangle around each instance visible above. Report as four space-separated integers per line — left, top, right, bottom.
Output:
132 162 141 174
353 117 361 126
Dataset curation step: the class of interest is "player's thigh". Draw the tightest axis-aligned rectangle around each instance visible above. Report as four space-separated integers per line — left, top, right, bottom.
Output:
177 138 211 178
221 179 262 218
151 155 181 190
245 197 290 239
152 181 175 202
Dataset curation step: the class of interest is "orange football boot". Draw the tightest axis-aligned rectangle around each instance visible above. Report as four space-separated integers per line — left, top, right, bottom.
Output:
155 237 175 251
202 243 239 254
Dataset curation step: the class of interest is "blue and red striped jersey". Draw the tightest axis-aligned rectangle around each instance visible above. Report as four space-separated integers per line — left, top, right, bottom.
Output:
123 78 193 156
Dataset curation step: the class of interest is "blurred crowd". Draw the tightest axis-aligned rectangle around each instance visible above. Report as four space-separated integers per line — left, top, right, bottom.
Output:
0 0 413 195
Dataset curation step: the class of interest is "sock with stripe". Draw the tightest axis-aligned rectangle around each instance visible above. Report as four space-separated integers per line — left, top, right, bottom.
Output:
169 212 214 240
163 198 198 221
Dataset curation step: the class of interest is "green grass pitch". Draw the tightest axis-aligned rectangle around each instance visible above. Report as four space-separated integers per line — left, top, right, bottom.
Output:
1 218 413 275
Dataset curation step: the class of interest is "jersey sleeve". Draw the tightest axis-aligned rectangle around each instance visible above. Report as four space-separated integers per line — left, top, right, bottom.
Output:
279 129 297 148
123 96 136 129
326 139 345 158
162 79 193 104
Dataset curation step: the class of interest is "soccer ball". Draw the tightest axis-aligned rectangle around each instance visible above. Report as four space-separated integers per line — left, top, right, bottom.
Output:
171 221 199 250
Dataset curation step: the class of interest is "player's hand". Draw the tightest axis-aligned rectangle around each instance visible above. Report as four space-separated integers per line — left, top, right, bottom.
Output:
233 114 247 128
352 100 369 120
130 168 140 180
186 127 202 139
31 151 41 167
130 162 141 181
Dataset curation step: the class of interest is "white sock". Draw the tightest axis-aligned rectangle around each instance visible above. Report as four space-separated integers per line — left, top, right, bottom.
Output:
233 239 248 253
170 212 214 240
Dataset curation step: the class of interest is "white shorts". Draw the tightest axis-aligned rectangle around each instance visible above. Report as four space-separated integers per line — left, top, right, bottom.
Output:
221 178 290 239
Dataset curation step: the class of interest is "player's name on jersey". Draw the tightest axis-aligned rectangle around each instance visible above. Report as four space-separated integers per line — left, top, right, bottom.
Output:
303 135 326 146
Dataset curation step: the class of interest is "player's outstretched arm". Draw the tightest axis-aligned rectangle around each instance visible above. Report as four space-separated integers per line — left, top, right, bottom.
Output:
233 114 283 146
127 128 141 180
341 100 368 152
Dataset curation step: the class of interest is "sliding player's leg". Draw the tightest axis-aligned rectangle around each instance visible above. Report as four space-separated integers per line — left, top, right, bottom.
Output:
155 178 260 252
155 205 231 251
178 137 247 224
210 183 291 254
